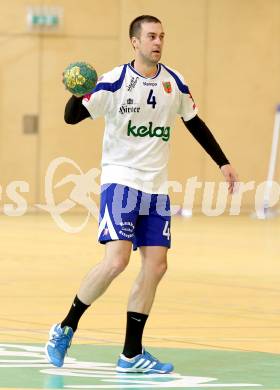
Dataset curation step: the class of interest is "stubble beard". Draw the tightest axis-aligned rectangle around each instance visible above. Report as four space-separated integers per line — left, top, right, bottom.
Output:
140 51 161 66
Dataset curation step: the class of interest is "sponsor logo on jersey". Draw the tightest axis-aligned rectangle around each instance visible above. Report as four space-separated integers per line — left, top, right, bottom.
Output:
127 120 170 142
119 99 141 115
162 81 172 93
143 81 157 86
127 76 139 91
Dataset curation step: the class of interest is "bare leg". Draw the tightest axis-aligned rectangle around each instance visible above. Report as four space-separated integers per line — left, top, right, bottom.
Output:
117 245 174 373
78 240 132 305
127 246 168 314
46 240 132 368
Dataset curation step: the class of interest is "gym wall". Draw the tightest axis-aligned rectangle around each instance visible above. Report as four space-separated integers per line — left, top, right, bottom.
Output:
0 0 279 210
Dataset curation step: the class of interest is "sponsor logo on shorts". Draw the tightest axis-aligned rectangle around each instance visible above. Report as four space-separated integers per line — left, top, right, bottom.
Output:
127 120 170 142
119 221 134 238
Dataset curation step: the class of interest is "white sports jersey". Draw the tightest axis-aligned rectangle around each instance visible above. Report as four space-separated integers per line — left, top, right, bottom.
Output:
82 62 198 194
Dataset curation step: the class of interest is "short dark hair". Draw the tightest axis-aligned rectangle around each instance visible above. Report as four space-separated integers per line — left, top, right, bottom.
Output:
129 15 161 39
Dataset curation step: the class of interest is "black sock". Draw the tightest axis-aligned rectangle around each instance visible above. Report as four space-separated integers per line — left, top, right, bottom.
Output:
61 295 90 332
122 311 148 358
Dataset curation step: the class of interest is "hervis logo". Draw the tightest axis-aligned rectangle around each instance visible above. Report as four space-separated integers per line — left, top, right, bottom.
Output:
127 120 170 142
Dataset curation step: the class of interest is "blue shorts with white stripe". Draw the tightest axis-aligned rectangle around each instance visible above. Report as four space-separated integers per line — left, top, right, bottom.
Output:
98 183 171 251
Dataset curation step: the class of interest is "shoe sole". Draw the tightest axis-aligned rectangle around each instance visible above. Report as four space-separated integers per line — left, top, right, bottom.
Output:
116 366 173 374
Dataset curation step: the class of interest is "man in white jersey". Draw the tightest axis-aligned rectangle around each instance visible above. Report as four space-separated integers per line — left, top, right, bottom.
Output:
46 15 238 374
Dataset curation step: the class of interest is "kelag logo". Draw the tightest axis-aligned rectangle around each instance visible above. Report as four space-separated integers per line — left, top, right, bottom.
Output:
127 120 171 141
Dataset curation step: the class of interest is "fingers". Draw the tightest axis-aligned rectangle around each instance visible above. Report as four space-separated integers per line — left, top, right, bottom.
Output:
228 181 234 194
227 173 239 194
220 165 239 195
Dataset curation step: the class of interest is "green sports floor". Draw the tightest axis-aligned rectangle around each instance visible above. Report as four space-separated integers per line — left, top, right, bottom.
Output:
0 343 279 389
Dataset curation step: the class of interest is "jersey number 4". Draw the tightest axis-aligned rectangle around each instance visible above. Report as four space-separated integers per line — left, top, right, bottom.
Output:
162 221 170 240
147 89 157 109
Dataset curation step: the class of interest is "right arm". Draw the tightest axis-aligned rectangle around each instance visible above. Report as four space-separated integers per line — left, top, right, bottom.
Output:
64 95 90 124
65 65 125 124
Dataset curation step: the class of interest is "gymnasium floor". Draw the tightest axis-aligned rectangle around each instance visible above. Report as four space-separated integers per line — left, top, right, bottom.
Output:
0 213 279 389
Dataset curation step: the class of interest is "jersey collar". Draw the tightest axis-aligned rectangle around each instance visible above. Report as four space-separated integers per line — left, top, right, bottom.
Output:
128 60 161 79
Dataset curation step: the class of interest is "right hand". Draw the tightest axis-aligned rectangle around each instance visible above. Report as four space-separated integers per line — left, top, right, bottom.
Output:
62 71 83 98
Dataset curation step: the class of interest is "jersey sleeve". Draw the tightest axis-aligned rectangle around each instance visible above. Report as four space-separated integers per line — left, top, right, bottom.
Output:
176 74 198 121
82 87 112 119
81 65 126 119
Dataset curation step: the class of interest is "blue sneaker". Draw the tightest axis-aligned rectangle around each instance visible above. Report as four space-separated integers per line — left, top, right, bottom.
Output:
116 349 174 374
45 323 74 367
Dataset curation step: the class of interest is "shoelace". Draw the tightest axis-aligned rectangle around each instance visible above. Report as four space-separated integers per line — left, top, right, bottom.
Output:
143 350 159 363
51 333 72 353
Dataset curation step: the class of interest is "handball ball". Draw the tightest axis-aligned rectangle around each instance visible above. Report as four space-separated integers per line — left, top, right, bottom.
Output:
63 61 98 96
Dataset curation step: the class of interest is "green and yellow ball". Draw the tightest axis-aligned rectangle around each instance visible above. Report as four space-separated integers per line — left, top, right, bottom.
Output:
63 61 98 96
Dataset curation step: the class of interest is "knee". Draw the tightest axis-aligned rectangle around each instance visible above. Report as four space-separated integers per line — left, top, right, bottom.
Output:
105 253 130 278
156 260 168 279
147 257 168 280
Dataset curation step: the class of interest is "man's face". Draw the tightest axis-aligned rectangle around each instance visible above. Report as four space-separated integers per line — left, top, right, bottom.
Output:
132 22 165 64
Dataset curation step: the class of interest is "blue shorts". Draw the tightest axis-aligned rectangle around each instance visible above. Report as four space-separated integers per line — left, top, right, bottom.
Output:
98 183 171 251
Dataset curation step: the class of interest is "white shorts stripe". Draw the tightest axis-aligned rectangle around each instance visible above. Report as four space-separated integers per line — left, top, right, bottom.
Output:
98 205 118 240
